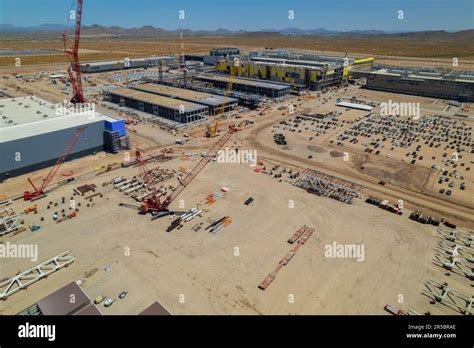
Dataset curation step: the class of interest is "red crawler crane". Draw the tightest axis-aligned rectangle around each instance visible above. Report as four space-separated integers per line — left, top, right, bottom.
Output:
137 125 239 217
63 0 85 104
23 127 87 200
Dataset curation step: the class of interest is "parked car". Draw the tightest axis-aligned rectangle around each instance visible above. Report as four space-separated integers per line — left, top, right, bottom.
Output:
104 298 114 307
94 295 105 304
119 291 128 299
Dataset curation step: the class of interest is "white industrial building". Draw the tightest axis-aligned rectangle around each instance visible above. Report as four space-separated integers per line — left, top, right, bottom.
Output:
80 56 176 74
0 96 128 181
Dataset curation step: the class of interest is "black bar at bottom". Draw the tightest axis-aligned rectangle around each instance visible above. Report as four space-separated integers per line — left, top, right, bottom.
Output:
0 315 471 346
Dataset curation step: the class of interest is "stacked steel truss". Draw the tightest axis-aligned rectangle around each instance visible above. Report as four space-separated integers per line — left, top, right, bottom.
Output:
0 251 75 300
0 208 22 236
294 169 361 204
423 279 473 315
435 240 474 280
437 227 473 247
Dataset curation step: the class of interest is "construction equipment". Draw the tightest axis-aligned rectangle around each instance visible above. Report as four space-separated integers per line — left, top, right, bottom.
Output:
63 0 85 104
57 211 77 223
24 205 37 214
138 125 240 217
206 121 219 138
23 127 86 201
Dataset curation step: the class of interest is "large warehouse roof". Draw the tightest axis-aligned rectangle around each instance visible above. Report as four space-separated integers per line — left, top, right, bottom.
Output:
370 69 474 84
0 97 117 143
81 56 174 67
250 56 338 69
109 88 206 112
134 83 237 106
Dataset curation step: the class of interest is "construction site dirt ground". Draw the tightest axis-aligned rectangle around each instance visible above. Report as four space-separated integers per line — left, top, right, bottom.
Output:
1 50 473 316
1 152 471 315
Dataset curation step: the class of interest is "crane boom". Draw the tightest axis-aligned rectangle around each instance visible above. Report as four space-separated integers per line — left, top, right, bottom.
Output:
24 127 87 200
163 125 238 209
139 125 239 214
63 0 85 104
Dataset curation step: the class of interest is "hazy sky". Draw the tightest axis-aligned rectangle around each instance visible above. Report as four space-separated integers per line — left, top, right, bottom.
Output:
1 0 473 31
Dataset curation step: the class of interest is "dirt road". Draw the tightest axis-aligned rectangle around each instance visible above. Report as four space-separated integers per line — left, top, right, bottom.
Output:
244 114 474 228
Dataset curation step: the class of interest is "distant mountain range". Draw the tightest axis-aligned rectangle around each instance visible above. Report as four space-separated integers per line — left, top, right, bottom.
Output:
0 24 472 41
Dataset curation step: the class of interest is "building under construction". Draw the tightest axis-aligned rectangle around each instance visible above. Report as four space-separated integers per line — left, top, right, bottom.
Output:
249 49 374 73
0 96 128 181
152 78 263 109
216 59 342 90
133 83 237 116
217 50 374 90
363 69 474 102
105 88 209 123
194 74 291 98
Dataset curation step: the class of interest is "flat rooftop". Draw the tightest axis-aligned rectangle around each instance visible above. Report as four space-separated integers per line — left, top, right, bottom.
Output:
370 69 474 84
81 56 174 67
109 88 206 112
0 96 117 143
253 61 328 71
251 56 340 69
197 75 292 90
133 83 237 106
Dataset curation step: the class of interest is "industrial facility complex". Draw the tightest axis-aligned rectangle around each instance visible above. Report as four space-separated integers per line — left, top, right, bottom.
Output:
1 0 473 333
216 50 374 90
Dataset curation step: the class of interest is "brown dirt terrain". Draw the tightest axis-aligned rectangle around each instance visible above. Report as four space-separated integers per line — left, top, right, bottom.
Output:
1 35 474 67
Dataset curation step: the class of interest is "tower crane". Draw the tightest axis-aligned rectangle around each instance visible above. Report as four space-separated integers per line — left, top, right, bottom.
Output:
137 125 240 218
63 0 85 104
23 127 87 200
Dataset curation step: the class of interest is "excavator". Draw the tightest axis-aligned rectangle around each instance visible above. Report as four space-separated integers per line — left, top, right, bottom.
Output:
205 120 219 138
